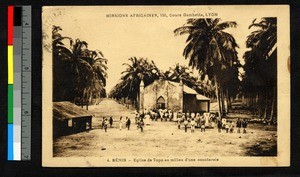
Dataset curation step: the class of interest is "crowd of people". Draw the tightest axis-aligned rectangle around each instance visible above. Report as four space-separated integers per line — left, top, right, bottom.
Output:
99 109 249 134
100 114 145 132
216 118 248 134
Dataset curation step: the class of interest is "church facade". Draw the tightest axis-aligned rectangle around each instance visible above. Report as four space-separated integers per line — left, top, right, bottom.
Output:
139 79 210 113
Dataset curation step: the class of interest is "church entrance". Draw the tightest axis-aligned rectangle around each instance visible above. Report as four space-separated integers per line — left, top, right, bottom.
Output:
157 96 166 109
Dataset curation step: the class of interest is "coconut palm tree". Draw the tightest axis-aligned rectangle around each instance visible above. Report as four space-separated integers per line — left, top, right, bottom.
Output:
174 18 239 117
80 49 108 106
110 57 160 107
164 63 197 89
246 18 277 59
242 18 277 123
52 25 76 102
52 26 108 107
194 76 216 98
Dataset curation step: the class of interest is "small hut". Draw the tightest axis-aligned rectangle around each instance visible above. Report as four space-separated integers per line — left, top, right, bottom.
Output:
53 101 93 137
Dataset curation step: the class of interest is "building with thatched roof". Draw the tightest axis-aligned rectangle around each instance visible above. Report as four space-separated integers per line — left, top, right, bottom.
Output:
53 101 93 137
139 79 210 113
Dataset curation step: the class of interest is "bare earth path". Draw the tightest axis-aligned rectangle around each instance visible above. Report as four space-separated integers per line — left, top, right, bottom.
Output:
53 98 277 157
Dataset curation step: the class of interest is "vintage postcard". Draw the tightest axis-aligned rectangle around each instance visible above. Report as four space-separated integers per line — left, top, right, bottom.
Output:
42 5 290 167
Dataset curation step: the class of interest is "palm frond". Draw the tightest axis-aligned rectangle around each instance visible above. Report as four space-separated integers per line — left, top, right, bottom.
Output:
215 21 237 30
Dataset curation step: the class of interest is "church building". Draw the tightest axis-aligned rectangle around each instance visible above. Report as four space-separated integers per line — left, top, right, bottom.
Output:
139 79 210 113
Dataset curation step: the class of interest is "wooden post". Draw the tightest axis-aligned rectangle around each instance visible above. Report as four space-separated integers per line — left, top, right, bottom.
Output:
139 80 144 114
179 79 184 113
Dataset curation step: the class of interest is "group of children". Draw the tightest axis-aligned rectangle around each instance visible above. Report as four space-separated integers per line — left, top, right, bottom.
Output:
100 115 146 132
100 117 114 132
176 114 248 134
101 116 133 132
176 112 213 133
177 117 206 133
217 118 248 133
100 112 249 134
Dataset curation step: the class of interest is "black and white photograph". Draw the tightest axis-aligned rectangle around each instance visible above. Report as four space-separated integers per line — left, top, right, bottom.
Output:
42 5 290 167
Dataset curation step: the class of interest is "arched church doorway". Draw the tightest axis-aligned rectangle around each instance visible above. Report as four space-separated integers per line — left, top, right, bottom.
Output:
157 96 166 109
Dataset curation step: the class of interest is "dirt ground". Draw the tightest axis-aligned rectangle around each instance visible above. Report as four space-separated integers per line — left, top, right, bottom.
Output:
53 99 277 157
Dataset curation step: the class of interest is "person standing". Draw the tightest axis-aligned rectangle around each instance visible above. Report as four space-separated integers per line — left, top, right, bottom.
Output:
159 109 163 121
191 112 195 119
200 117 206 132
182 113 186 121
109 117 113 128
136 118 140 129
195 113 201 127
242 119 248 133
126 117 131 130
190 119 196 133
229 121 234 133
177 116 182 129
217 119 222 133
186 112 190 120
139 119 144 132
125 117 128 129
104 118 108 132
135 111 140 124
236 118 242 133
225 122 229 133
101 117 105 129
168 109 173 121
183 118 188 133
164 111 169 121
119 116 123 131
145 113 151 125
173 110 178 122
200 117 205 132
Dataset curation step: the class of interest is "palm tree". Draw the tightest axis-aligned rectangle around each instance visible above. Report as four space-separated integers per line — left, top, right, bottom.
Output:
194 76 216 99
174 18 239 117
52 25 76 102
110 57 160 107
52 26 108 108
80 49 108 105
246 18 277 59
242 18 277 123
164 63 197 89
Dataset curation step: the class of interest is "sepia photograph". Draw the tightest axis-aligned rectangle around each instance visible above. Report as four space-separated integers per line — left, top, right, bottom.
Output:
42 5 290 167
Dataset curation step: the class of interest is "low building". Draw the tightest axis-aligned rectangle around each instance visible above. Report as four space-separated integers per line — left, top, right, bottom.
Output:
139 79 210 113
53 101 93 137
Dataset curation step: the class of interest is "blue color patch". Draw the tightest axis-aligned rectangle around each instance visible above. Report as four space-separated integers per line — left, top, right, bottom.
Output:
8 124 13 160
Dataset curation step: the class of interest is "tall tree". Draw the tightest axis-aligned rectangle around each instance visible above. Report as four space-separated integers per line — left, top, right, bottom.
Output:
174 18 239 117
80 49 108 105
109 57 160 106
164 63 197 88
52 26 108 106
164 63 215 97
242 18 277 123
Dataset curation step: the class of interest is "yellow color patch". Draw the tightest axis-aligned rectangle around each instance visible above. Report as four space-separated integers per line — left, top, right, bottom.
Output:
8 46 13 84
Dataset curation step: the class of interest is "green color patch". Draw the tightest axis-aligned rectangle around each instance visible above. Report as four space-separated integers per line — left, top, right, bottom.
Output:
8 84 13 124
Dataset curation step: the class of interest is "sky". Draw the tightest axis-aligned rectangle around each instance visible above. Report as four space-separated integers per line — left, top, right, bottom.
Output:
43 6 267 93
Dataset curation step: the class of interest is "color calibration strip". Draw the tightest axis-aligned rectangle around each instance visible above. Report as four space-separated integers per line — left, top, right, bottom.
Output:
7 5 32 161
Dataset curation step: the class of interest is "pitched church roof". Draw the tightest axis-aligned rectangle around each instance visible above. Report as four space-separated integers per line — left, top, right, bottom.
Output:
146 80 210 101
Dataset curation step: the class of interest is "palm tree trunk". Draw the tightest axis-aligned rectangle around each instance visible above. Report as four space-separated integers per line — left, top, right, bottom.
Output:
218 92 223 115
226 88 231 111
242 94 246 106
136 91 139 109
258 91 263 117
270 86 276 123
222 89 227 115
214 76 222 118
263 90 268 119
